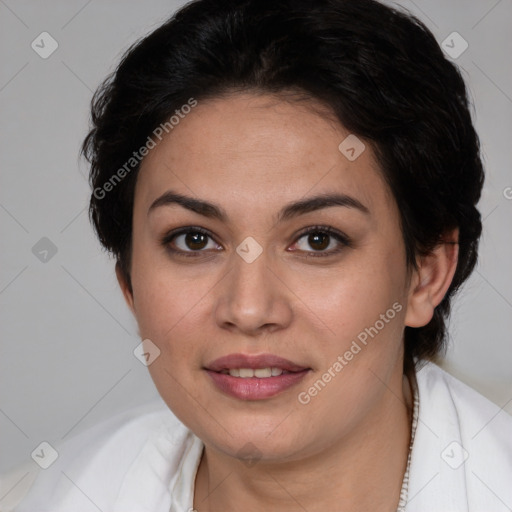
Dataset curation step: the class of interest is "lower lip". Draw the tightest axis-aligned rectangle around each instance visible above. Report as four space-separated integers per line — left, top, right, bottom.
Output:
205 369 310 400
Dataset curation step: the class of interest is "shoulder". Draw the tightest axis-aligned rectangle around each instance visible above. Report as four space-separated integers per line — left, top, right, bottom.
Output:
408 360 512 512
416 360 512 445
9 399 192 512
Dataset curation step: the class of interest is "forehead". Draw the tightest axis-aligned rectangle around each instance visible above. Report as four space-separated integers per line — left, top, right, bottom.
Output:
135 93 394 222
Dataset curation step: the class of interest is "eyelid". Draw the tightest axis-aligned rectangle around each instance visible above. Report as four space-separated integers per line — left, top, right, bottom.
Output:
289 225 351 257
160 225 219 258
293 225 351 246
160 224 351 258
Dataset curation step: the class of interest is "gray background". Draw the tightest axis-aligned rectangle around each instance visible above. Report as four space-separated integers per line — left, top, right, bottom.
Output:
1 0 511 478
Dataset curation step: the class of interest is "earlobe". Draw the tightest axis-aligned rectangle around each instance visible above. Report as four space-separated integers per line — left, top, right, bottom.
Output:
404 229 459 328
115 262 135 314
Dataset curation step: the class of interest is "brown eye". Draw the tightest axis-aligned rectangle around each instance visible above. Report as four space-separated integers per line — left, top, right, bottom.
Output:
306 232 330 251
183 232 209 250
290 226 351 257
162 227 221 257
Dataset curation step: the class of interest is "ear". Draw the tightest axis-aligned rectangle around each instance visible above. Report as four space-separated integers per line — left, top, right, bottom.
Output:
115 262 135 315
404 228 459 328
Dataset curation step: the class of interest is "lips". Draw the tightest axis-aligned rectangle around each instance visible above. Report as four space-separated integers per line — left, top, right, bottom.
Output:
205 353 308 373
204 353 311 400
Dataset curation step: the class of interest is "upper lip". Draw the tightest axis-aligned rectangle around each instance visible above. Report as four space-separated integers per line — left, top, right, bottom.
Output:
205 353 309 373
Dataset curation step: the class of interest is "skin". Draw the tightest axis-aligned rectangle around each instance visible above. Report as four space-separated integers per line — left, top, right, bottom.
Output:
117 92 459 511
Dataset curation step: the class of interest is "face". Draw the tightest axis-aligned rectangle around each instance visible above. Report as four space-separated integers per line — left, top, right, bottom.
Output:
121 92 415 462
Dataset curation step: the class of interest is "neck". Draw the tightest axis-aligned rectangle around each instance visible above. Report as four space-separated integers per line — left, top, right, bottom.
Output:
194 368 413 512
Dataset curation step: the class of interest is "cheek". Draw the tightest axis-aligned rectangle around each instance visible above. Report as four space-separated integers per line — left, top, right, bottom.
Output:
304 254 405 339
132 265 208 343
292 264 407 421
130 264 211 414
129 224 208 340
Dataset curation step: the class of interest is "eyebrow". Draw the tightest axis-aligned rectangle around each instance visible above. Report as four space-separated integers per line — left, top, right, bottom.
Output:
148 190 370 223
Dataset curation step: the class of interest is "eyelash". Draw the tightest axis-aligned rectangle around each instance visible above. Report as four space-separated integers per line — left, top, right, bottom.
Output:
161 225 351 259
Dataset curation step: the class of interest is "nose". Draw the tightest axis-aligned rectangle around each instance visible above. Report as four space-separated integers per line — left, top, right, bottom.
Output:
214 245 293 337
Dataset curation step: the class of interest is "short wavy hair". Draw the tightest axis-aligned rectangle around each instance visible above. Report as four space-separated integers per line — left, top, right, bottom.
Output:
82 0 484 372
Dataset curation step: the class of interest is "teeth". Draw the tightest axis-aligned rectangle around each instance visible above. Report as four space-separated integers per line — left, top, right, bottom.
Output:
225 367 284 378
254 368 271 378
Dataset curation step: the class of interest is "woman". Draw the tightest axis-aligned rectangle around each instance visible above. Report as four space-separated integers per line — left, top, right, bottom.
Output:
13 0 512 510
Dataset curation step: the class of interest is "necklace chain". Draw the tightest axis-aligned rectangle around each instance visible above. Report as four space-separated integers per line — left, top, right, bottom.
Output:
396 374 420 512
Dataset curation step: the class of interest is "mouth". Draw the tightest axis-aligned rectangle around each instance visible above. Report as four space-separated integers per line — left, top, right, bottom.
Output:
204 353 311 400
218 367 295 378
